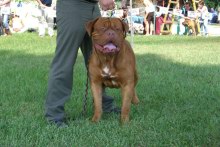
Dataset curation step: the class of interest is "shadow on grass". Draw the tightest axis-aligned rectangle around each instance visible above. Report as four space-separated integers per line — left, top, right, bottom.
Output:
0 49 220 144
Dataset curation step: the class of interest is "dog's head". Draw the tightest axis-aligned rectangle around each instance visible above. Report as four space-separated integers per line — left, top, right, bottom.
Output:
182 19 191 26
182 18 195 28
86 17 129 54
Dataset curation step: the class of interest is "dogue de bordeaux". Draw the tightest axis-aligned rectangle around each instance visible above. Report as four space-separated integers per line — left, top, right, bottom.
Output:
182 18 199 36
86 17 139 124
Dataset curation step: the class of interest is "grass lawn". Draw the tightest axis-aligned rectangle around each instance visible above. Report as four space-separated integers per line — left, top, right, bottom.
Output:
0 33 220 146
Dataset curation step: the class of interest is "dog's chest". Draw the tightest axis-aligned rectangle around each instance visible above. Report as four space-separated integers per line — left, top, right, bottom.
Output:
101 65 120 88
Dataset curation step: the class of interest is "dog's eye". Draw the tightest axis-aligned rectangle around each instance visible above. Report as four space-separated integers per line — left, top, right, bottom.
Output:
115 28 122 31
100 27 107 31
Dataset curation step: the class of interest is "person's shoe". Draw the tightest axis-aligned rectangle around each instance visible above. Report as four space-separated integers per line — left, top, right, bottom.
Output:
49 119 68 128
48 27 54 37
38 24 45 37
104 106 121 114
102 95 121 114
5 29 12 36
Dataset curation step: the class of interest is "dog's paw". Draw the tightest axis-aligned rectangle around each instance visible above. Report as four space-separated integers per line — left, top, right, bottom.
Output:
91 115 101 123
120 115 130 125
132 96 139 105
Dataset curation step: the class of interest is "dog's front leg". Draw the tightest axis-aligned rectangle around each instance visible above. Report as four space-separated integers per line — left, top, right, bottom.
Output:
192 27 196 36
132 90 139 105
91 81 103 122
120 85 134 124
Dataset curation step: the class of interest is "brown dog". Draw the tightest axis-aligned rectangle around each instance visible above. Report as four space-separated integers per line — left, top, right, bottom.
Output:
86 17 139 124
182 18 198 36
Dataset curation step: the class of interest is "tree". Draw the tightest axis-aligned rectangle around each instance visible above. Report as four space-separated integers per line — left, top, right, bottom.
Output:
205 0 219 9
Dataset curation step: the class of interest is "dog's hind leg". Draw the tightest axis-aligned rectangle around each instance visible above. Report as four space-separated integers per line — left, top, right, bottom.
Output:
132 72 139 105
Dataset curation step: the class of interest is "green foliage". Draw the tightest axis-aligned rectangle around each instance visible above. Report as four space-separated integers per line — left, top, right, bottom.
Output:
205 0 219 9
0 33 220 146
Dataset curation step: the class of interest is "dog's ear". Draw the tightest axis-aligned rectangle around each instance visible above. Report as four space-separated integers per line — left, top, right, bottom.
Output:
121 20 129 38
85 18 99 36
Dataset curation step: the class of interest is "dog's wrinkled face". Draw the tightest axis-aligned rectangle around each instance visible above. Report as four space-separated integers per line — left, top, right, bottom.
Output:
182 19 190 26
86 17 129 54
182 19 194 28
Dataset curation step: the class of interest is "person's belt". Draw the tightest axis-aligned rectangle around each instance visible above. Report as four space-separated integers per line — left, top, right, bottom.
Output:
86 0 98 3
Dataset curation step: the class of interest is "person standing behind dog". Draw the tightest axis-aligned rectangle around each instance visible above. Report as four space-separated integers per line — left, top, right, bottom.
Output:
0 0 11 36
121 8 129 24
144 0 155 35
36 0 55 37
218 7 220 24
10 12 25 33
181 2 192 35
155 6 163 35
197 1 209 36
0 15 3 35
44 0 123 127
182 2 192 17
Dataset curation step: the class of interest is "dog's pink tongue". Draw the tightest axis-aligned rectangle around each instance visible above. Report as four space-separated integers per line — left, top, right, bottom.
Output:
104 43 116 50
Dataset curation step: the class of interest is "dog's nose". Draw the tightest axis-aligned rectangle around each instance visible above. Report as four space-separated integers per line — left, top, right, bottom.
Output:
106 30 115 38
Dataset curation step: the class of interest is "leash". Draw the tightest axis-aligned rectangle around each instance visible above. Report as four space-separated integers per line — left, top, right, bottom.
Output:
81 46 104 117
81 65 90 116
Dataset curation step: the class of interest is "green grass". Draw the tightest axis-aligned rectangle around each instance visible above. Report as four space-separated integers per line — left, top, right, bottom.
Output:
0 33 220 146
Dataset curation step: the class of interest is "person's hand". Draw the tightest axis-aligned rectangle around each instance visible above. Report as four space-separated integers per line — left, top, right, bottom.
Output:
40 3 48 8
121 0 127 9
99 0 115 11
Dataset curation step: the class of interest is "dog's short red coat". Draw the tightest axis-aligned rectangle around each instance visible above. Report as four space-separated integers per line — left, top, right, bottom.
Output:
86 17 139 124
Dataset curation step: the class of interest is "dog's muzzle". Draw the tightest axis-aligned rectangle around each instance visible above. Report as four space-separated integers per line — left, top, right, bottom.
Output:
94 43 119 54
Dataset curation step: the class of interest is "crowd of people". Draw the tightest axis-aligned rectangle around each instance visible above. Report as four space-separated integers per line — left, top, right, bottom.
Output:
0 0 220 37
102 0 220 36
0 0 56 36
139 0 219 36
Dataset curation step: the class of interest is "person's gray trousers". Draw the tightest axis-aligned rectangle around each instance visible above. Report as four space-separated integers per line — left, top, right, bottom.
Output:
45 0 115 121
